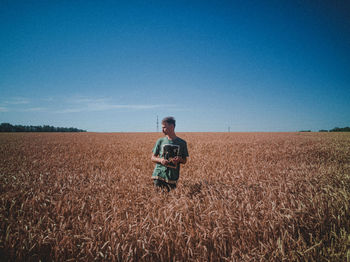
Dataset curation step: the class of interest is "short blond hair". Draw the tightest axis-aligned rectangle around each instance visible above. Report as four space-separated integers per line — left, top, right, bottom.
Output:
162 116 176 127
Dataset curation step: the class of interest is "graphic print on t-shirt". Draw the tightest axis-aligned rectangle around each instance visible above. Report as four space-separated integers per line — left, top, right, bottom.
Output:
162 144 180 169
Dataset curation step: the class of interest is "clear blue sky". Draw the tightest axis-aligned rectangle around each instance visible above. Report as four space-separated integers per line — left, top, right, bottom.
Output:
1 0 349 132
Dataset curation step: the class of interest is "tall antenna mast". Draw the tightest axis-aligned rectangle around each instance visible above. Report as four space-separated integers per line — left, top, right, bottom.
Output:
156 115 159 132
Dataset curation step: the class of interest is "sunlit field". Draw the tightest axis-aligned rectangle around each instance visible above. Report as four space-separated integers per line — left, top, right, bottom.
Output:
1 132 350 261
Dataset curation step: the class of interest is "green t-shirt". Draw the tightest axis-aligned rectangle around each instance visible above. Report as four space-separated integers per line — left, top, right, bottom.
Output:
152 136 189 184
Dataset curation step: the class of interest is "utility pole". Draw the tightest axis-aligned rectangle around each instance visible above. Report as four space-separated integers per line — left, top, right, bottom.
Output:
156 115 159 132
228 126 230 132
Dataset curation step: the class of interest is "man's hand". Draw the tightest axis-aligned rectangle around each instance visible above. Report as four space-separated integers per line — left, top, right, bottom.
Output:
152 154 168 166
160 158 170 166
152 154 186 166
171 156 183 165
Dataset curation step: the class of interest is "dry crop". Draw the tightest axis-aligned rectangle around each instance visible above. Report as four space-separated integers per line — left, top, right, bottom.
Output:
1 132 350 261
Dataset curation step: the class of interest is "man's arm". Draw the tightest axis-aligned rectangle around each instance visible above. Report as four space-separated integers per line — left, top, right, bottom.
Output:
151 154 169 166
151 154 186 166
171 156 187 165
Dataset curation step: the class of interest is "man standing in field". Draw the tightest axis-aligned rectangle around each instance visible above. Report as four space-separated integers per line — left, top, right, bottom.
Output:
151 117 189 191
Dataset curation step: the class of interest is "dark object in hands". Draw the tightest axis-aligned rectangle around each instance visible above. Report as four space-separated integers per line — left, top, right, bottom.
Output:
162 144 180 168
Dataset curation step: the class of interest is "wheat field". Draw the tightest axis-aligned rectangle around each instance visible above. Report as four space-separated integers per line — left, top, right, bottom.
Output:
1 132 350 261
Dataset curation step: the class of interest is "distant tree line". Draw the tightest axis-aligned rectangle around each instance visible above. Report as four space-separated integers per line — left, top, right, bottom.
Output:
319 127 350 132
0 123 86 132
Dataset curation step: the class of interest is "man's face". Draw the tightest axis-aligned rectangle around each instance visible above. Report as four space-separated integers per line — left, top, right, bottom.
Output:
162 122 174 135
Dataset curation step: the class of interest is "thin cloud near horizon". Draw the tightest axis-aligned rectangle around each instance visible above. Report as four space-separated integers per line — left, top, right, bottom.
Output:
54 103 170 113
0 96 176 113
0 107 9 112
55 96 175 113
3 97 30 105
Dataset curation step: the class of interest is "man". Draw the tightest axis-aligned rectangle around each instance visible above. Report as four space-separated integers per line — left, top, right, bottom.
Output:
151 117 189 191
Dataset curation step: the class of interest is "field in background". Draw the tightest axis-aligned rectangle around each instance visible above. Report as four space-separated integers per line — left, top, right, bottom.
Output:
1 132 350 261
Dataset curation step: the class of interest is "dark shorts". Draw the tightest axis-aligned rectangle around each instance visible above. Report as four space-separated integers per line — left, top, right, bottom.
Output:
153 179 177 192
